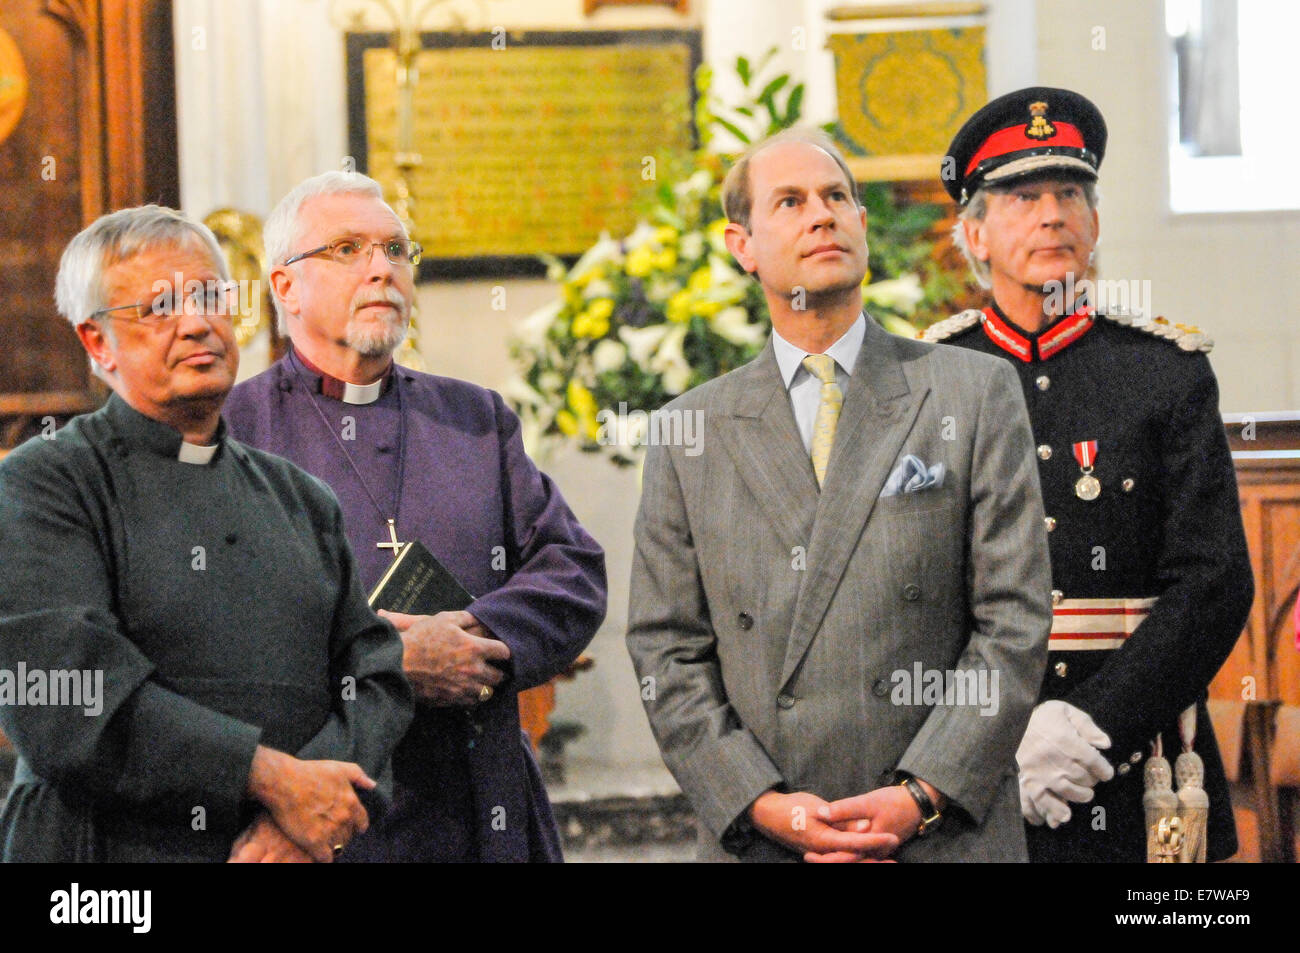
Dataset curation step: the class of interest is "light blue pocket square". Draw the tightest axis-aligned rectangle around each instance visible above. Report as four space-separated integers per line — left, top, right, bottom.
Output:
881 454 946 497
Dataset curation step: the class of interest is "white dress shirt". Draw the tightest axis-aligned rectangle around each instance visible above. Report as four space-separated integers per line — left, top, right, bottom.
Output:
771 313 866 453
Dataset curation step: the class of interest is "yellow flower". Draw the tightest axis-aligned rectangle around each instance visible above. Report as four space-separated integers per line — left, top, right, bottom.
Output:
651 248 677 271
571 265 603 289
687 267 712 293
691 298 723 318
555 410 579 437
571 310 610 339
666 289 693 324
653 226 678 246
567 379 598 417
587 297 614 322
626 246 654 278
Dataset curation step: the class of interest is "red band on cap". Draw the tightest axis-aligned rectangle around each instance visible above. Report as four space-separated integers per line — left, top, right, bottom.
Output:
965 122 1087 177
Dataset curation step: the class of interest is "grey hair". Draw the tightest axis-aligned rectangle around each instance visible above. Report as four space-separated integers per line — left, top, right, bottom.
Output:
55 204 230 327
263 171 397 332
952 179 1099 288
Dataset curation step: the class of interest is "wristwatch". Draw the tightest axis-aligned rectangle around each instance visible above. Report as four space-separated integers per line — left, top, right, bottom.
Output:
899 776 943 836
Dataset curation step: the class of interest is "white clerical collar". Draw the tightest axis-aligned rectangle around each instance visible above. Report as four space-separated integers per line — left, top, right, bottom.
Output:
177 441 218 465
772 313 867 390
340 379 384 405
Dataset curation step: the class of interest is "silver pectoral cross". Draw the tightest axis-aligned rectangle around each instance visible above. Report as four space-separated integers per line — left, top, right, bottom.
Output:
376 518 406 561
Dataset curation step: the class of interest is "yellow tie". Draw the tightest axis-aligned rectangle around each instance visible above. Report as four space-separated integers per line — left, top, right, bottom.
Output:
802 353 843 487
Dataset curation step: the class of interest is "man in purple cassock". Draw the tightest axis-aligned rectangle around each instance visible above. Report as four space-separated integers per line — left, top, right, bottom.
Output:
224 172 607 862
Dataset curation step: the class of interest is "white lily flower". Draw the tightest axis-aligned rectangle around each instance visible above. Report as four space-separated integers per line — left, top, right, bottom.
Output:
512 299 562 351
862 273 925 315
624 221 658 252
619 323 673 369
568 234 623 282
644 275 682 304
592 339 628 373
679 231 705 262
711 306 769 348
649 324 692 395
499 375 546 408
584 278 616 300
707 254 750 301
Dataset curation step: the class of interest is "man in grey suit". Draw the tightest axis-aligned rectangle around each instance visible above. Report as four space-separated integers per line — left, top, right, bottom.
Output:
626 129 1053 862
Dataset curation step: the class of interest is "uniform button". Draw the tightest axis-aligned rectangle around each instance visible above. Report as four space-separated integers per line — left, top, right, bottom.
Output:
902 584 921 602
878 770 894 787
871 679 890 698
225 532 238 544
777 692 795 709
1051 589 1064 606
1044 516 1057 532
1130 751 1143 764
738 612 753 630
1122 478 1135 492
1037 444 1052 461
1035 375 1050 391
1054 661 1068 677
1117 763 1131 776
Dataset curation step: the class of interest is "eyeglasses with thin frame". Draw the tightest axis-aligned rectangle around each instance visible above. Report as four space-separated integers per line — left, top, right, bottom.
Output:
86 281 238 327
283 237 423 268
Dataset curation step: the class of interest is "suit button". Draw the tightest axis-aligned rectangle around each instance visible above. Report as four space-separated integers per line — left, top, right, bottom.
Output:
1054 661 1068 677
1117 763 1131 776
1122 478 1135 492
1051 589 1064 606
902 584 921 602
1044 516 1057 532
1035 375 1050 391
1130 751 1143 764
1037 444 1052 461
872 679 890 698
738 612 753 630
878 770 894 787
777 693 795 709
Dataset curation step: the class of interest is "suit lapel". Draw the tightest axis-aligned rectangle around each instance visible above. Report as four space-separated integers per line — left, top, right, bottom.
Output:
779 318 929 689
714 341 818 555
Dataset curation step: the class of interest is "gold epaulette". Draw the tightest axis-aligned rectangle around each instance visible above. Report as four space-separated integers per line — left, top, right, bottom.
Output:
920 309 982 343
1098 313 1213 353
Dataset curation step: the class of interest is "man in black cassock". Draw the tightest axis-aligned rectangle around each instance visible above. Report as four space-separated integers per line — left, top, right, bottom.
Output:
0 205 413 863
225 172 607 862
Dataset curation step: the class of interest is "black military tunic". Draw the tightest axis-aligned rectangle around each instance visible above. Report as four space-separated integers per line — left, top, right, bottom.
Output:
928 305 1254 862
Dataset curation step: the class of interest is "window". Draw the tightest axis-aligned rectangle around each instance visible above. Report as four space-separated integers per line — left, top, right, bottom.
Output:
1167 0 1300 212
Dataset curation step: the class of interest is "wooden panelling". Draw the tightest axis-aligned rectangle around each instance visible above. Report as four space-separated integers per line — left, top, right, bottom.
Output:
0 0 177 451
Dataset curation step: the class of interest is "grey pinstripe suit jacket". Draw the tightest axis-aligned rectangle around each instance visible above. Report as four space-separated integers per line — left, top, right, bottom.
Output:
626 316 1052 861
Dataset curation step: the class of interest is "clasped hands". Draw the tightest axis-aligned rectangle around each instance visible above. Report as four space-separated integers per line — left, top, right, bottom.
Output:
228 610 512 863
748 781 941 863
228 746 376 864
379 609 511 707
1016 699 1114 828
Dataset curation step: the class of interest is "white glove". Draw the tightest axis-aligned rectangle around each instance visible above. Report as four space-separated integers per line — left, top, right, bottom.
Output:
1016 700 1115 828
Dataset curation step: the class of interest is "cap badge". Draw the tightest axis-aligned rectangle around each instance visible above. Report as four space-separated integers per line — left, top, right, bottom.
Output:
1025 101 1057 140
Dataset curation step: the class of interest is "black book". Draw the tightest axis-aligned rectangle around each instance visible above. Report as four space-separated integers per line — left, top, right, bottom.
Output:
368 540 474 615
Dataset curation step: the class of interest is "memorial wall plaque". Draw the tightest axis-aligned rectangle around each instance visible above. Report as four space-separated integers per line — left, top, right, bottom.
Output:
347 30 700 277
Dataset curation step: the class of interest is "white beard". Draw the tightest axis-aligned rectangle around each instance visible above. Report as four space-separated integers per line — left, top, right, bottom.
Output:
346 315 406 357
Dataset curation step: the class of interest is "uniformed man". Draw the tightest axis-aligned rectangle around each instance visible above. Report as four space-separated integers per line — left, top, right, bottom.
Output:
925 87 1254 862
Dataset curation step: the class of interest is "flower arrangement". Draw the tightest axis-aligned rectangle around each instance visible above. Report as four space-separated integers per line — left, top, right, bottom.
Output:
505 51 948 467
